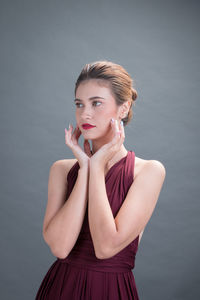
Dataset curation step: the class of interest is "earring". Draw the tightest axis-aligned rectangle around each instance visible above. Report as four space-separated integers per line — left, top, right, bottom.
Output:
122 113 128 118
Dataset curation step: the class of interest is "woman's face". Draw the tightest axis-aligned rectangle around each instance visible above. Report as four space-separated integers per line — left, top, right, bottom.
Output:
75 79 121 141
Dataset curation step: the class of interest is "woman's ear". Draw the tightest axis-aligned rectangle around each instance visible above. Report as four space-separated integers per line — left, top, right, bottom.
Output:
119 100 131 119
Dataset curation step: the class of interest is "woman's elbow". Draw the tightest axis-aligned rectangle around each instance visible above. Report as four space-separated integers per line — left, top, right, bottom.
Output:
42 231 68 259
51 246 69 259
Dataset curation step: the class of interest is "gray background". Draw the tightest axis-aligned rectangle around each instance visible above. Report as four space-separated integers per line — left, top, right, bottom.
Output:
0 0 199 299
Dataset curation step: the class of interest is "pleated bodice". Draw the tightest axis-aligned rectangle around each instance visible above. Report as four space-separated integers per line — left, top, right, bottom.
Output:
58 150 139 273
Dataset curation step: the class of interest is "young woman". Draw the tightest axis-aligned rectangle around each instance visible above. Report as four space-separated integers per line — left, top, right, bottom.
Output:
35 61 166 299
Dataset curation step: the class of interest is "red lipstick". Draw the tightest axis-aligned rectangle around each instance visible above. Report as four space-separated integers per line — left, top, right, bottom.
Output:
82 123 96 130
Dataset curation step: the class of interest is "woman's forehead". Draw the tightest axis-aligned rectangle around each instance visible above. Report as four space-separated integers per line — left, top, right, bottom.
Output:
76 79 114 99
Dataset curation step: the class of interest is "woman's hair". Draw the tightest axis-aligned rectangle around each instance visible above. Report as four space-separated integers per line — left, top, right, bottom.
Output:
75 60 138 126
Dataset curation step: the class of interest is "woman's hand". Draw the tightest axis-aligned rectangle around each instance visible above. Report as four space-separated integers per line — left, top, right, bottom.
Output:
89 118 125 170
65 123 92 168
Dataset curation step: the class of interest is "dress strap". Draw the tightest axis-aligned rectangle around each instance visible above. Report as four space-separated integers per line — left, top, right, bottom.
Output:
124 151 135 186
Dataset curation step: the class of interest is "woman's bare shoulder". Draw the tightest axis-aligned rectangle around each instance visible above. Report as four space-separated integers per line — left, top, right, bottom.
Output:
134 156 166 179
51 158 78 176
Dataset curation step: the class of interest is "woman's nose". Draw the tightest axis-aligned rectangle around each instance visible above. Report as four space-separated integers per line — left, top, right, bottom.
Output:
81 106 93 118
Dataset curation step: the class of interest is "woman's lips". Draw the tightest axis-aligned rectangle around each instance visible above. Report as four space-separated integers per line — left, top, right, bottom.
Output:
82 124 96 130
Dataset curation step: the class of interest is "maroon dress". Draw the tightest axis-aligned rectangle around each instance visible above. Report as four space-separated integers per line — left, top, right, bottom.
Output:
35 150 140 299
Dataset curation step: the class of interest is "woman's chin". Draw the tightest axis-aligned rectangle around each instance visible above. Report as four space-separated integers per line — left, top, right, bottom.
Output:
82 131 101 140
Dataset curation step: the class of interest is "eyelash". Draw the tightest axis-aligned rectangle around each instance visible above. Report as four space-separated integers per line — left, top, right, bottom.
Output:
75 101 102 108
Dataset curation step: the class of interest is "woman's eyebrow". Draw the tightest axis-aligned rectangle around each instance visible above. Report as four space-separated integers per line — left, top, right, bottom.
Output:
74 96 105 102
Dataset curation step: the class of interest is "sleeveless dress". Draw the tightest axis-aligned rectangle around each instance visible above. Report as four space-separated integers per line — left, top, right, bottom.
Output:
35 150 140 299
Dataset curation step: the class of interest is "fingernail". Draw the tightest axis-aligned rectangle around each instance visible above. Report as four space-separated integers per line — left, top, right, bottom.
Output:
68 124 70 129
111 118 114 123
120 120 123 126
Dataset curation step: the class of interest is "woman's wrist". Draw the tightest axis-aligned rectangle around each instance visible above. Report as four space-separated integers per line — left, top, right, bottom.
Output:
89 159 104 174
79 158 90 171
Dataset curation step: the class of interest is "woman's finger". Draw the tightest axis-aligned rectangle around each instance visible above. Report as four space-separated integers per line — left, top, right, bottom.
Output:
107 119 121 148
65 124 78 148
75 127 82 141
120 120 125 138
65 128 73 147
71 125 81 144
113 119 124 149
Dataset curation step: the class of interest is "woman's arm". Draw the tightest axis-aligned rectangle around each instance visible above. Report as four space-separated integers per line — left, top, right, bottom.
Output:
43 160 89 259
88 159 166 259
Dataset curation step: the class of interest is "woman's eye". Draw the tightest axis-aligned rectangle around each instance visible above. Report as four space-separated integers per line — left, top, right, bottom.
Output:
75 101 101 108
93 101 101 106
75 103 83 108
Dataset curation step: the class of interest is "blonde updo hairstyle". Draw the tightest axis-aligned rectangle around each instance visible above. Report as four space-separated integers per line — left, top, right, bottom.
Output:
75 60 137 126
